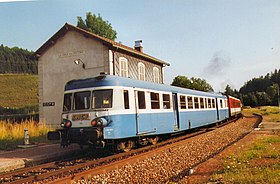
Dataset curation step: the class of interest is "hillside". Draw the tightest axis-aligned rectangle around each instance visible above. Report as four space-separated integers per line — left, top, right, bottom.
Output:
0 74 38 108
0 44 37 74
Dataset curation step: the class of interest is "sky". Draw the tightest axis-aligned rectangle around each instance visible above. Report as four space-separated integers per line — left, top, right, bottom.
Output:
0 0 280 91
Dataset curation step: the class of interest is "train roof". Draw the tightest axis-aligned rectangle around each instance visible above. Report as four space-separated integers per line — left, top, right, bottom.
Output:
65 74 225 98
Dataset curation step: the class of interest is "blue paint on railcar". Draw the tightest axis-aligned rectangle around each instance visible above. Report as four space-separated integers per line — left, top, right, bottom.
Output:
104 112 175 139
103 110 223 140
218 109 229 120
179 110 218 130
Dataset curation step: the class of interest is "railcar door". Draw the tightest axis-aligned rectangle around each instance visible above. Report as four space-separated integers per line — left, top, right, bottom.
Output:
172 93 180 130
134 90 155 135
215 98 219 121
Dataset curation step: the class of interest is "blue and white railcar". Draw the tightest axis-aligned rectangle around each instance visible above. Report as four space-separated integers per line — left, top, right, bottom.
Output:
48 74 230 151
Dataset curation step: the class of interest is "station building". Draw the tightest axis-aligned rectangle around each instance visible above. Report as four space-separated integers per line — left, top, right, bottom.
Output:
35 23 170 126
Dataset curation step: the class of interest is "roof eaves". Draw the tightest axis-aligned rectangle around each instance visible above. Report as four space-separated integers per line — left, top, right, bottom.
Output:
111 43 170 66
34 23 170 67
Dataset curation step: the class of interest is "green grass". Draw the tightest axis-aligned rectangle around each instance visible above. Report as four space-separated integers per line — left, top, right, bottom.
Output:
0 74 38 108
210 135 280 183
243 106 280 122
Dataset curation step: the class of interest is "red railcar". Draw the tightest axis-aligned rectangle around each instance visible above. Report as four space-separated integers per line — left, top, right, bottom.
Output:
227 95 242 116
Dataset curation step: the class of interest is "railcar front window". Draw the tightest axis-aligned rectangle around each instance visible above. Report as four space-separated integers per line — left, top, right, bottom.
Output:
74 91 91 110
92 89 113 108
63 93 72 112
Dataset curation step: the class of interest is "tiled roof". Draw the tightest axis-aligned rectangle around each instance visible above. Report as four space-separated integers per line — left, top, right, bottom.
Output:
35 23 170 67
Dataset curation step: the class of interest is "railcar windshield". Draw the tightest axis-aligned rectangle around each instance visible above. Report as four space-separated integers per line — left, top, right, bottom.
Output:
73 91 91 110
92 89 113 108
63 93 72 112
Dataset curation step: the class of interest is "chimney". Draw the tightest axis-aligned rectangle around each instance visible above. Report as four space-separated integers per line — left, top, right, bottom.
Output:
134 40 143 52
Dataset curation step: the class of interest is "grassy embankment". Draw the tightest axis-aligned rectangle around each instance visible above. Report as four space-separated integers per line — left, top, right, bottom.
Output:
210 106 280 183
0 74 52 150
0 74 38 108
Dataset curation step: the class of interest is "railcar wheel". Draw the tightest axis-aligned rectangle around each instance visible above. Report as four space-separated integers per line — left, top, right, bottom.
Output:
148 136 159 145
117 140 134 152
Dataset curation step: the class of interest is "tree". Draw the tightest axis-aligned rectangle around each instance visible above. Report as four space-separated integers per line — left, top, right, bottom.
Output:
171 75 214 92
224 85 240 98
239 69 280 106
242 93 258 107
0 44 37 74
77 12 117 41
225 85 235 96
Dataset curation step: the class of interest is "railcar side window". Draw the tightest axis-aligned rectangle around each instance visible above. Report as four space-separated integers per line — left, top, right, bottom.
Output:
123 90 129 109
151 92 160 109
212 99 216 108
138 91 146 109
162 94 171 109
194 97 199 109
74 91 91 110
180 95 186 109
220 99 223 108
207 98 212 108
187 96 193 109
92 89 113 108
200 98 204 109
63 93 72 112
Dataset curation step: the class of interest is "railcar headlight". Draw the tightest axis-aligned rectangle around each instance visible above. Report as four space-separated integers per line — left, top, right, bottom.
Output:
91 120 97 127
91 118 109 127
97 118 104 126
61 119 72 128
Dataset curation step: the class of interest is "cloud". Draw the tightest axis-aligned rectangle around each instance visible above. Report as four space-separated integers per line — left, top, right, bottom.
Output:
203 51 231 78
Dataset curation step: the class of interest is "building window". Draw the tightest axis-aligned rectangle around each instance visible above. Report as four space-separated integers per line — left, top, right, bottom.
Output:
151 92 160 109
138 62 145 81
119 57 128 77
153 67 160 83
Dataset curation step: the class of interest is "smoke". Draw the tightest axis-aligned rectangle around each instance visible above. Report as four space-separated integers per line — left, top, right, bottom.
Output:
203 51 231 78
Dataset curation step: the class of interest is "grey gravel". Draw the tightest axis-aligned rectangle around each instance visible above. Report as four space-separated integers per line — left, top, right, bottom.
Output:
74 117 258 184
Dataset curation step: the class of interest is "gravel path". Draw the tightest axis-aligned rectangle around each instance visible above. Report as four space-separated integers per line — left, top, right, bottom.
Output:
75 116 259 184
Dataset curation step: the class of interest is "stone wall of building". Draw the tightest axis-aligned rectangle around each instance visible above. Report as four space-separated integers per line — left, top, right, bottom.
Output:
39 30 109 126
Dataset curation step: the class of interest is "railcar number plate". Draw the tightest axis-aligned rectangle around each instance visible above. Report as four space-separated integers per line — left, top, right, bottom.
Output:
72 113 90 121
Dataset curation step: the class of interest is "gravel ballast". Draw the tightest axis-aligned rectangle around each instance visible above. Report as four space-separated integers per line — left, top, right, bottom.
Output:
76 116 259 184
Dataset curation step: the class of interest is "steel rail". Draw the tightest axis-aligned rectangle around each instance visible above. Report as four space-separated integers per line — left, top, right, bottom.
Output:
1 116 242 184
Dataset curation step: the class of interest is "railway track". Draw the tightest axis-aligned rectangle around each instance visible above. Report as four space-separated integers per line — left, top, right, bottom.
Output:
0 116 245 184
